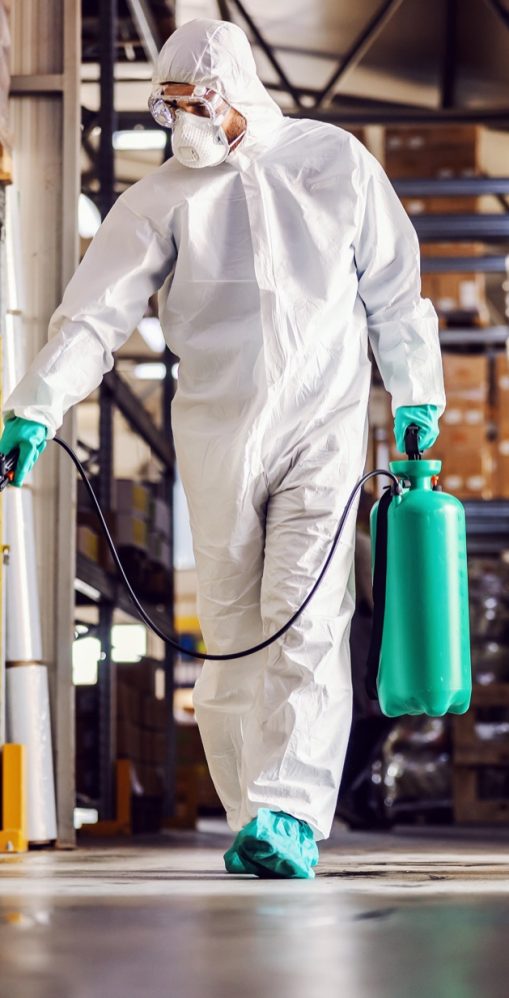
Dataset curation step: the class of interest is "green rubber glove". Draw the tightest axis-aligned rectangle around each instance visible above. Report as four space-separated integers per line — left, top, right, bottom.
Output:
0 416 48 487
224 808 319 879
394 404 441 454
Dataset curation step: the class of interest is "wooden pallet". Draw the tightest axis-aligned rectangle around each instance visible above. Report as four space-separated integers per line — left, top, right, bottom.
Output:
453 767 509 824
453 684 509 823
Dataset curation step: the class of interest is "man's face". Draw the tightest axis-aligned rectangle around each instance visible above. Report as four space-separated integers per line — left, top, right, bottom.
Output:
149 81 247 153
159 83 212 118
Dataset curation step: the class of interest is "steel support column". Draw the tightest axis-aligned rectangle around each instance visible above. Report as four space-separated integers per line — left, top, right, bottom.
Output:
162 348 176 818
10 0 81 846
97 0 117 821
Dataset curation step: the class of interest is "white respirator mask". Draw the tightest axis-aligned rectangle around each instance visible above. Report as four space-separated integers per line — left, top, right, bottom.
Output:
171 111 230 169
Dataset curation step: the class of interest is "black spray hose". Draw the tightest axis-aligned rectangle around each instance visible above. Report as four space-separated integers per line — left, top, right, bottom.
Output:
55 436 401 661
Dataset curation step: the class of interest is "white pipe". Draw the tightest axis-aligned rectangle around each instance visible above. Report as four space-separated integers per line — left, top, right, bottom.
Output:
4 489 43 664
4 185 44 665
6 665 57 843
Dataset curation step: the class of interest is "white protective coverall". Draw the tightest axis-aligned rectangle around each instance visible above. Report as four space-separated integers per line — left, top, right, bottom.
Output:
5 19 445 839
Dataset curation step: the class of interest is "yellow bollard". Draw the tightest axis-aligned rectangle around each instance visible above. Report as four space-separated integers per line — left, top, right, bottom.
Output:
0 743 28 852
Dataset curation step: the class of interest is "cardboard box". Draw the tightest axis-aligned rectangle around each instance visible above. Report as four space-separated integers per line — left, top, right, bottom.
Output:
441 403 487 429
117 658 166 698
114 479 151 518
404 196 479 215
494 354 509 436
442 353 488 398
495 439 509 498
114 513 148 552
148 530 171 568
434 445 494 499
421 243 484 259
385 125 481 178
421 273 487 324
437 423 487 454
77 525 100 562
150 497 171 538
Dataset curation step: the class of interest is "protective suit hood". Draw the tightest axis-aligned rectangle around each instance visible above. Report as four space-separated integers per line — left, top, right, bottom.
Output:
152 18 283 157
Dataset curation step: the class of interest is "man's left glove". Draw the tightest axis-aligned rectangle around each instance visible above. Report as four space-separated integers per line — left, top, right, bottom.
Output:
394 404 441 454
0 416 48 487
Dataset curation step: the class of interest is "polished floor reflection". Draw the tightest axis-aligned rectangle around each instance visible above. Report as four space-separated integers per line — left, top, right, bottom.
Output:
1 823 509 998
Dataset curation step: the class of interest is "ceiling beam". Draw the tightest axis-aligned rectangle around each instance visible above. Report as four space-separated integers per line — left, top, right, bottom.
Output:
483 0 509 31
289 105 509 126
440 0 457 109
125 0 161 64
316 0 406 107
219 0 304 108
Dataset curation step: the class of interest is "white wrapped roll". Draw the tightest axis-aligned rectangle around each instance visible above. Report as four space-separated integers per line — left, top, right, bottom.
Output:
4 488 43 664
6 665 57 843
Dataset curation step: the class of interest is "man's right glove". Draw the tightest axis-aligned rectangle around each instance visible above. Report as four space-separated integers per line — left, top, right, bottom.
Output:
0 416 48 487
394 404 441 455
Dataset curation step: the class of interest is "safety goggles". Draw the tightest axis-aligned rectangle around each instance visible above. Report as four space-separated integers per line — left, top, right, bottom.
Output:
148 84 231 129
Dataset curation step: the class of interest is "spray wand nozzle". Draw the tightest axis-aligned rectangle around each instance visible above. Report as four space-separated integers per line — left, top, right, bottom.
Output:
0 448 19 491
404 424 422 461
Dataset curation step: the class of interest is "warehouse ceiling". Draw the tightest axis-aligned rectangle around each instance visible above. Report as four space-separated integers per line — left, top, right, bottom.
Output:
81 0 509 115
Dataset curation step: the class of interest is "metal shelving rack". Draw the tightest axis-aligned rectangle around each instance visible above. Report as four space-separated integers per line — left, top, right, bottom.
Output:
76 0 177 823
75 359 176 823
396 176 509 554
96 366 176 819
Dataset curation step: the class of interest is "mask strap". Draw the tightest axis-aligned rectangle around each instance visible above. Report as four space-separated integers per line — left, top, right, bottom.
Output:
228 127 247 153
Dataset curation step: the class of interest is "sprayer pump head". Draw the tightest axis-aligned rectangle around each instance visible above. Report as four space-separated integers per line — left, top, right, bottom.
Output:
404 424 422 461
0 449 19 491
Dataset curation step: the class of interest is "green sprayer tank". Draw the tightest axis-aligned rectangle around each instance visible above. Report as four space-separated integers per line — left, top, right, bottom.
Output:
369 458 471 717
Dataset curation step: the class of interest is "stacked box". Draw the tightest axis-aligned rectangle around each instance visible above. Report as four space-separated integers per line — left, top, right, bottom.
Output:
420 243 488 328
75 686 100 802
145 492 172 599
384 126 488 328
493 353 509 498
112 480 151 555
452 556 509 824
116 658 168 799
77 525 100 563
113 513 148 552
117 658 166 699
453 686 509 823
114 479 151 518
97 479 152 572
403 196 479 215
147 495 172 571
147 531 171 570
385 125 481 178
433 353 493 499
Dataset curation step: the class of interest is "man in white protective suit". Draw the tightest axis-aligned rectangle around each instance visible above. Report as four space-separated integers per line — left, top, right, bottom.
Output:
1 18 445 878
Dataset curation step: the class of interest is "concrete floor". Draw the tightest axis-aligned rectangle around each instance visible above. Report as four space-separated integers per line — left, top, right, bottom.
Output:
1 822 509 998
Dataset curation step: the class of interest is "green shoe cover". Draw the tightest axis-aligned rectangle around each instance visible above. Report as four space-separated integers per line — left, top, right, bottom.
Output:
232 809 318 879
223 845 249 874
